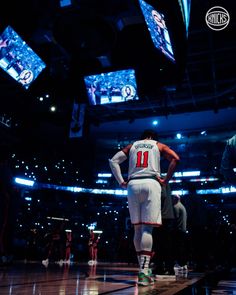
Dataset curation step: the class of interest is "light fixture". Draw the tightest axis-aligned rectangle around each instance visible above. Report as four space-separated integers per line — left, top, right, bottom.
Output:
176 133 182 139
152 120 158 126
50 105 56 112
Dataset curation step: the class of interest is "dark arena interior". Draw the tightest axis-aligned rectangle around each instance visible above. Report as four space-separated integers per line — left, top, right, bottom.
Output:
0 0 236 294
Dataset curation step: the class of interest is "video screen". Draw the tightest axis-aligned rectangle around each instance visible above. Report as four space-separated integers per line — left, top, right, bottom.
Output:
139 0 175 62
0 26 46 89
84 69 139 105
60 0 72 8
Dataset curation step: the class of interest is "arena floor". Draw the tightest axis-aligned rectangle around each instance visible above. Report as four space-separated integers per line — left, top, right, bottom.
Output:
0 261 235 294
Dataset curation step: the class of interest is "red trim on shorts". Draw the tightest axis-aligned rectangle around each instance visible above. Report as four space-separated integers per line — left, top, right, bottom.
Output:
133 222 162 227
139 250 153 256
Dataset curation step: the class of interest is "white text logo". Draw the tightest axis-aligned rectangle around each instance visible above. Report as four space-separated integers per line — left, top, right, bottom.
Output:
205 6 230 31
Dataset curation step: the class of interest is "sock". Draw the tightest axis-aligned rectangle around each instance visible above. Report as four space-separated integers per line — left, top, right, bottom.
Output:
139 254 151 275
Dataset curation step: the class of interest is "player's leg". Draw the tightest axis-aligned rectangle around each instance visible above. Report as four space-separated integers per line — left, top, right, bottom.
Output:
139 225 154 273
138 180 161 283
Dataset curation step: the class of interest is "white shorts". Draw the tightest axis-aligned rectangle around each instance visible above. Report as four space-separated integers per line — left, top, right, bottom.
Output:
127 178 162 226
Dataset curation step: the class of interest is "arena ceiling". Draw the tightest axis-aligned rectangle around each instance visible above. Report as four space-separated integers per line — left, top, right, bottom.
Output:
0 0 236 169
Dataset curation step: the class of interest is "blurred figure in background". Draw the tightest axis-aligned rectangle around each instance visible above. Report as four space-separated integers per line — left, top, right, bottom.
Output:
220 134 236 185
172 194 188 275
42 222 66 267
0 144 18 265
152 183 175 275
88 230 100 265
65 230 72 264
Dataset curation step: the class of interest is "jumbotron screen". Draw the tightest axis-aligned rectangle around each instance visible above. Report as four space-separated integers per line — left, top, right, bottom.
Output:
0 26 46 89
139 0 175 62
84 69 139 105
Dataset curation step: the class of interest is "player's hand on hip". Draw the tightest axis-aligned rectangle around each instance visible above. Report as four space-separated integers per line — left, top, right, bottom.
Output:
157 176 167 186
120 181 127 189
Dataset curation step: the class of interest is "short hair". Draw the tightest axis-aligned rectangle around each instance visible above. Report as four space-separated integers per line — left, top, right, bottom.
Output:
174 194 181 199
140 129 158 140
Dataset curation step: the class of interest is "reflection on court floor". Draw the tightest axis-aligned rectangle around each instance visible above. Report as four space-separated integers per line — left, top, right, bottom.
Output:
0 261 233 295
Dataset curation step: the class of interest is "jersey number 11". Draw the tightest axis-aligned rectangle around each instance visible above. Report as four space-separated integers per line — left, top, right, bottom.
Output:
136 151 149 167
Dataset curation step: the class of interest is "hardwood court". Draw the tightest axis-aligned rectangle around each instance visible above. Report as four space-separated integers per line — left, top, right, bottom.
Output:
0 261 230 295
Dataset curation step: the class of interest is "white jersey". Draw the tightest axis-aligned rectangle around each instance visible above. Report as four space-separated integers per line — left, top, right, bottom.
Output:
126 139 161 180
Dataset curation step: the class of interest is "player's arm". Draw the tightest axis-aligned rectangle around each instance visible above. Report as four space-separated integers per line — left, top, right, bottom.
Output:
109 145 131 187
158 142 180 185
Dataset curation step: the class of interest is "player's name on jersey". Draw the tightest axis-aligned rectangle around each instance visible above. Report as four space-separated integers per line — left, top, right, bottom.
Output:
134 143 154 149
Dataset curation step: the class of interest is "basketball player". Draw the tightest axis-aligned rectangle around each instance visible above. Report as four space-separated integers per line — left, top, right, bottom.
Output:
109 129 180 286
